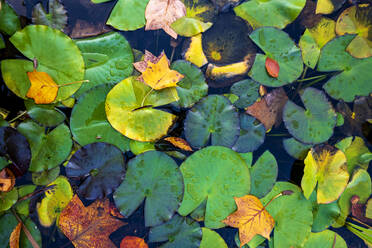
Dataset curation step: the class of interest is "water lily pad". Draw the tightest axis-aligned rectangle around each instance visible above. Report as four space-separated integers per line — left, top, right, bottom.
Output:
200 228 227 248
302 146 349 204
0 213 18 245
283 138 313 160
283 87 336 144
106 0 149 31
71 84 130 152
178 146 251 228
250 151 278 198
249 27 303 87
149 215 202 248
299 17 336 69
129 140 155 155
105 76 178 142
318 35 372 102
234 0 306 29
66 142 126 200
32 0 67 30
25 101 66 127
303 230 347 248
316 0 346 14
0 188 17 211
17 120 72 172
74 32 134 98
170 60 208 108
171 17 212 37
19 218 42 248
36 176 73 227
114 151 183 227
184 95 239 148
32 166 60 186
15 185 36 216
181 0 217 23
1 25 84 102
232 114 265 153
0 0 20 35
230 79 260 109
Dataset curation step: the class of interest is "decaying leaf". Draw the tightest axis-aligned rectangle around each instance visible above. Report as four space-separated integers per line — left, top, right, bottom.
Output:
0 167 15 192
133 50 165 74
26 69 58 104
9 222 21 248
246 88 288 131
141 54 184 90
164 137 193 151
120 236 148 248
351 195 372 224
223 195 275 247
32 0 68 31
58 195 126 248
265 57 280 78
145 0 186 39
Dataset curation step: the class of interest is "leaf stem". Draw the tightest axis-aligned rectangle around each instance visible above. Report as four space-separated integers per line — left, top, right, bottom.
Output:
8 111 27 123
302 77 326 88
296 74 327 82
57 80 90 88
141 88 154 107
11 208 40 248
267 133 290 137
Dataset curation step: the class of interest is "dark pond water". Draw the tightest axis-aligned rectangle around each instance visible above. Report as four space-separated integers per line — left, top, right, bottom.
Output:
1 0 372 247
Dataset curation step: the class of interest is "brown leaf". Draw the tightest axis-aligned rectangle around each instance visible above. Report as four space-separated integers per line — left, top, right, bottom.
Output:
246 88 288 131
120 236 148 248
164 137 193 151
223 195 275 247
0 167 15 192
145 0 186 39
351 195 372 225
9 223 22 248
265 57 280 78
58 195 126 248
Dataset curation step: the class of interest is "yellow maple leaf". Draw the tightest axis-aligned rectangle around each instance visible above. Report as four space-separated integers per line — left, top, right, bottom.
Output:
26 69 58 104
141 55 184 90
223 195 275 247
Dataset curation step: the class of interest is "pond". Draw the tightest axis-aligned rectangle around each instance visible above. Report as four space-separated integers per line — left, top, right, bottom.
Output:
0 0 371 247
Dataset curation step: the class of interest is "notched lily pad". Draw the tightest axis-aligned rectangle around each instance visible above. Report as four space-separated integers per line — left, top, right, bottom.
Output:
230 79 260 109
25 101 66 127
303 230 347 248
283 137 313 160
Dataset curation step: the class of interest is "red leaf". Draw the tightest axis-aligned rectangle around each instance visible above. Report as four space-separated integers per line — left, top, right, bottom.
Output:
265 57 280 78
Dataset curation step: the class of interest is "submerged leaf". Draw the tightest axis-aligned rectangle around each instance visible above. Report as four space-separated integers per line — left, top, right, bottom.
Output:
32 0 67 30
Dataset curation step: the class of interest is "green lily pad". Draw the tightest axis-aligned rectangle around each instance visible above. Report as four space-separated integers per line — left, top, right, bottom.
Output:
36 176 73 227
148 215 202 248
71 84 130 152
105 76 178 142
178 146 250 229
335 136 371 173
283 138 313 160
200 228 227 248
309 191 341 232
234 0 306 29
0 34 5 49
129 140 155 155
15 185 37 216
299 17 336 69
25 101 66 127
318 35 372 102
114 151 183 227
302 146 349 204
335 169 371 227
0 156 8 170
74 32 134 98
249 27 303 87
184 95 239 148
32 0 67 30
0 0 21 36
366 199 372 219
283 87 337 144
171 17 212 37
66 142 126 200
1 25 85 102
303 230 347 248
232 114 265 153
17 120 72 172
230 79 260 109
0 188 18 212
234 231 265 248
250 151 278 198
106 0 149 31
182 0 217 23
32 166 60 186
19 218 42 248
170 60 208 108
0 213 18 245
315 0 346 14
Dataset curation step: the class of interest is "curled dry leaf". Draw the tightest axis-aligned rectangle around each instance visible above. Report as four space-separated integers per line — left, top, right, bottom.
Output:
265 57 280 78
120 236 148 248
58 195 126 248
164 137 193 151
0 167 15 192
26 69 58 104
9 222 21 248
145 0 186 39
223 195 274 247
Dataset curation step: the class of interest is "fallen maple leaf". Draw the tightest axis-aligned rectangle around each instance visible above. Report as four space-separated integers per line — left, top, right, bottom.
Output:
141 54 184 90
26 69 59 104
58 195 126 248
133 50 166 73
120 236 148 248
145 0 186 39
164 137 193 151
9 222 21 248
0 168 15 192
223 195 274 247
265 57 280 78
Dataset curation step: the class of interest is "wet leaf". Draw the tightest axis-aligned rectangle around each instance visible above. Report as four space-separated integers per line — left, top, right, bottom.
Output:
0 0 20 35
26 69 59 104
178 146 250 228
114 151 183 227
15 185 36 216
171 17 212 37
0 213 18 246
120 236 148 248
145 0 186 38
0 167 15 192
200 228 227 248
232 115 265 153
9 222 21 248
58 195 126 248
265 58 279 78
164 137 193 151
66 142 126 200
32 0 67 30
32 166 60 186
283 138 312 160
303 230 347 248
223 195 274 247
302 146 349 204
0 188 18 211
105 76 178 142
230 79 260 109
36 176 73 227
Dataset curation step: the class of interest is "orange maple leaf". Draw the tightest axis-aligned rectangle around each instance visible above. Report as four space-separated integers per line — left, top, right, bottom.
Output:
120 236 148 248
58 195 126 248
223 195 275 247
26 69 59 104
